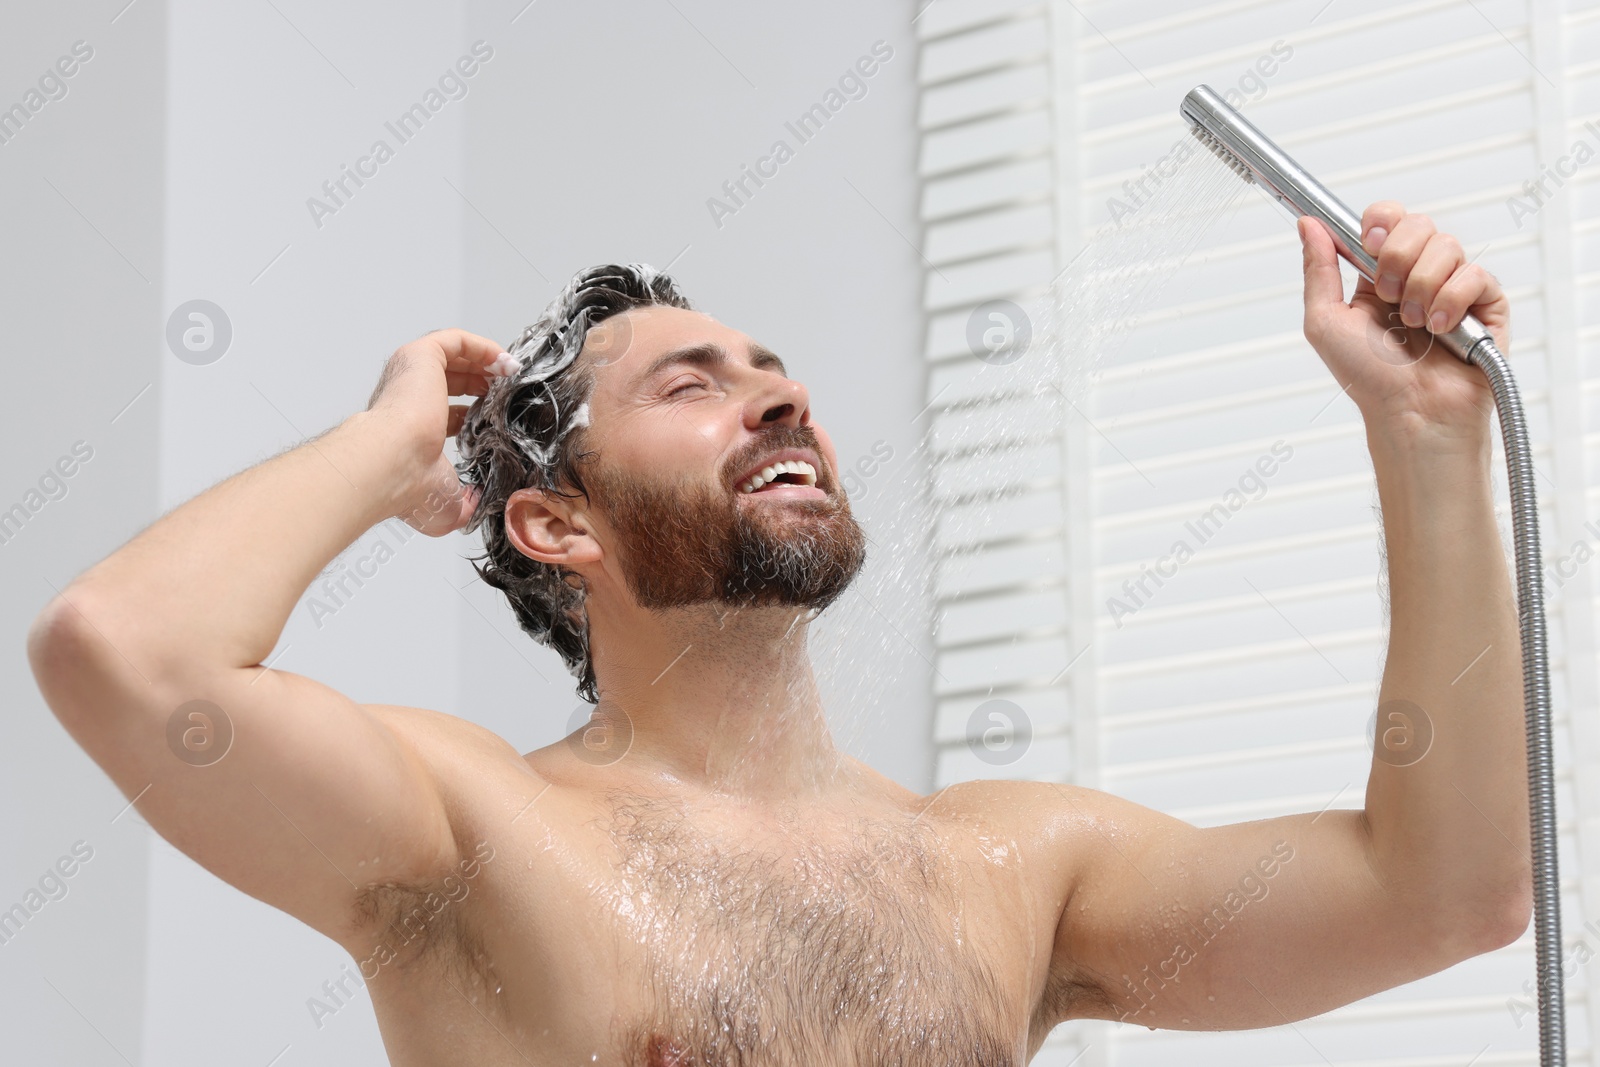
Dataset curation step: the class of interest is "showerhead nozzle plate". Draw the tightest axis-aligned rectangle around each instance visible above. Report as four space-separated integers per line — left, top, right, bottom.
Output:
1186 123 1255 186
1175 84 1495 364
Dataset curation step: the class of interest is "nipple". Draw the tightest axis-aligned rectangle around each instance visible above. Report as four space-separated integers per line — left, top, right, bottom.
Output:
645 1033 690 1066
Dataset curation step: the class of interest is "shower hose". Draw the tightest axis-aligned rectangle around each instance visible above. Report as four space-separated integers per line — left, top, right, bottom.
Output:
1177 83 1565 1064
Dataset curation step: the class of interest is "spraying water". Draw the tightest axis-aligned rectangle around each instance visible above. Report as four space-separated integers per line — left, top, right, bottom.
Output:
809 143 1255 763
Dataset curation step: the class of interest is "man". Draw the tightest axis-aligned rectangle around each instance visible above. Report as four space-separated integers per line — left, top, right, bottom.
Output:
28 202 1529 1065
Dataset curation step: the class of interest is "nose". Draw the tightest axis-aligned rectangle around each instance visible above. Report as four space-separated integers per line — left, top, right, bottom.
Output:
746 373 811 430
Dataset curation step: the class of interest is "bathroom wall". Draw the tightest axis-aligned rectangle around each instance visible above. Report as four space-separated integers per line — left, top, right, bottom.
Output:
3 1 929 1063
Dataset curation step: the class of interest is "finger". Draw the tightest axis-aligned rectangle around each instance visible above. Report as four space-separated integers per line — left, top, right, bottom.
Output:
1399 231 1464 329
1430 261 1503 335
1373 212 1435 304
1299 216 1346 340
445 369 493 397
1360 201 1406 257
436 477 478 534
420 327 508 372
446 402 472 438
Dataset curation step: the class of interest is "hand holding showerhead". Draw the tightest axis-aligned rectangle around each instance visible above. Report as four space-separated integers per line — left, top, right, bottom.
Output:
1295 205 1507 438
1328 204 1511 357
1181 84 1501 367
1179 83 1562 1067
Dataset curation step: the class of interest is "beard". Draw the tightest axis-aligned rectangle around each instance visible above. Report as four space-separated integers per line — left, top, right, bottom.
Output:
586 425 868 613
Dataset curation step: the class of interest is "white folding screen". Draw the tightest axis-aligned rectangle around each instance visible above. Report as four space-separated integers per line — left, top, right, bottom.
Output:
916 0 1600 1063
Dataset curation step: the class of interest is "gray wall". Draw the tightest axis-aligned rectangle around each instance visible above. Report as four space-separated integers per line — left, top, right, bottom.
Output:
455 0 932 779
0 2 165 1062
3 1 927 1063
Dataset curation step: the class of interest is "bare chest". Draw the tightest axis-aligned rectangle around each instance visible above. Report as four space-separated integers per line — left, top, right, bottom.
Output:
580 792 1042 1067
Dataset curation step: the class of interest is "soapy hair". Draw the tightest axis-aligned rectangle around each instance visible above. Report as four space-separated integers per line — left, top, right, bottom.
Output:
454 263 693 703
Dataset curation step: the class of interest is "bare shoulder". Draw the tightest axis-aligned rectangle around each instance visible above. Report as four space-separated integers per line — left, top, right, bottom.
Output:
845 760 1089 864
336 703 545 951
864 771 1128 1029
358 702 551 818
934 778 1174 845
920 776 1086 838
930 779 1146 1028
360 702 532 765
888 777 1163 922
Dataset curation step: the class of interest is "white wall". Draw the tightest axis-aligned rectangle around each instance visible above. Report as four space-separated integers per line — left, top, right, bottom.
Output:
4 1 928 1063
453 0 934 787
0 2 165 1062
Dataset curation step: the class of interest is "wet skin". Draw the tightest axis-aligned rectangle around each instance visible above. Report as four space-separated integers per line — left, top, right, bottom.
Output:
345 710 1092 1064
30 212 1533 1064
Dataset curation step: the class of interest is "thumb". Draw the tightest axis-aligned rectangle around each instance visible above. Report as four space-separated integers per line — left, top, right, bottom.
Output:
1299 216 1346 309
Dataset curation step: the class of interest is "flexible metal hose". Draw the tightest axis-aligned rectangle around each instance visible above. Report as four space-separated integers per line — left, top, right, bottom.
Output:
1179 83 1567 1064
1463 336 1564 1066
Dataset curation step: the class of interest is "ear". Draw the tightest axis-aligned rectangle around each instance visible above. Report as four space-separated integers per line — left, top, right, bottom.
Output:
505 487 602 567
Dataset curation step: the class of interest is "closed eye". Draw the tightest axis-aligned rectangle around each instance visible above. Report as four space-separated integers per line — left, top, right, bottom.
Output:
666 378 706 396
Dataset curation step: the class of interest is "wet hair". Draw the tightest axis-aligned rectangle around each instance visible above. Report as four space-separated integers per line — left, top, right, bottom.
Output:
454 263 694 703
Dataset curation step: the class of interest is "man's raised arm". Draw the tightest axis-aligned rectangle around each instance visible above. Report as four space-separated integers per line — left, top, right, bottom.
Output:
25 329 515 943
1038 204 1532 1031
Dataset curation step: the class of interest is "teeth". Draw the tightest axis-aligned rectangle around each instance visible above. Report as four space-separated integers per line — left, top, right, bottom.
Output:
739 459 818 494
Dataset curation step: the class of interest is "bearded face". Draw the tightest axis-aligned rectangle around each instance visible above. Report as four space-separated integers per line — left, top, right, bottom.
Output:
586 423 867 613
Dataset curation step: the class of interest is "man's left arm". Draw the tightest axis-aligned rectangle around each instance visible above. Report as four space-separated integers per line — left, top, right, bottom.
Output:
1039 202 1531 1030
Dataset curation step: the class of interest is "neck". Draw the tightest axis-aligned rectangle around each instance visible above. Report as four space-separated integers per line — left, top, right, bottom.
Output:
585 597 847 800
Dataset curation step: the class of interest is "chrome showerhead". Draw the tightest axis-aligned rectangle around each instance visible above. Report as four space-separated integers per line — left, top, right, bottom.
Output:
1186 121 1255 187
1176 82 1562 1067
1178 84 1492 363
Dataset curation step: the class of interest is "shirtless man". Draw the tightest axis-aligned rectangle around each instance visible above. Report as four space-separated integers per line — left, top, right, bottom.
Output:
28 202 1529 1065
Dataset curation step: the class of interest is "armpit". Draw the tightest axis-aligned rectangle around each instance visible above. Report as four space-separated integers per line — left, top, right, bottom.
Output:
347 864 497 1004
1036 956 1122 1028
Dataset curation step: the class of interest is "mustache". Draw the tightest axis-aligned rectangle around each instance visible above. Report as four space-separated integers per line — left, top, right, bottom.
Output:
722 424 837 494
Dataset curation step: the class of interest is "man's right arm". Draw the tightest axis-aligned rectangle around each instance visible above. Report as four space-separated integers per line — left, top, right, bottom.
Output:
26 330 511 945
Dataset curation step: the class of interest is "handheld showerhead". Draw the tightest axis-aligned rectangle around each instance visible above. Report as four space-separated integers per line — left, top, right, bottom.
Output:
1176 85 1564 1067
1180 84 1494 364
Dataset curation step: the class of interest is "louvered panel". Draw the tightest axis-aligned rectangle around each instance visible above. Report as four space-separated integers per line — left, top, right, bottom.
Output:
935 682 1072 734
922 158 1057 223
916 0 1044 41
929 386 1061 454
917 0 1600 1064
936 537 1066 600
935 734 1075 783
920 13 1051 86
924 201 1055 262
920 110 1055 175
915 14 1088 996
936 633 1074 693
921 63 1052 128
1561 3 1600 1064
939 587 1070 647
922 246 1056 307
1068 5 1579 1066
939 483 1062 543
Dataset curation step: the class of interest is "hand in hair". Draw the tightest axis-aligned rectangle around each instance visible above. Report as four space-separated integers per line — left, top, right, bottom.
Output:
366 327 517 537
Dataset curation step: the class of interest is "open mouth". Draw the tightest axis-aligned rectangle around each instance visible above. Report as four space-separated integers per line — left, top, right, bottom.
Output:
738 459 819 495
